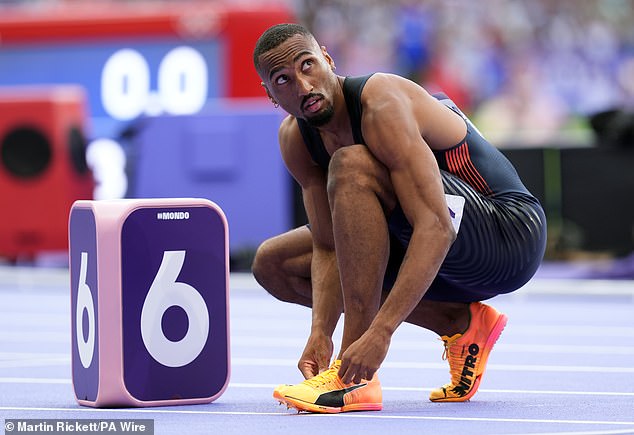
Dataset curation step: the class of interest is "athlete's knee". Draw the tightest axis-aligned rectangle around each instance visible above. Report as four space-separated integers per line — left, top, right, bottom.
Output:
252 238 281 290
252 239 302 303
328 145 379 196
328 145 395 210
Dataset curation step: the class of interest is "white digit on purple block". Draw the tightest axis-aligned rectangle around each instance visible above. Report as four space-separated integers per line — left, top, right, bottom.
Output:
76 252 95 369
141 250 209 367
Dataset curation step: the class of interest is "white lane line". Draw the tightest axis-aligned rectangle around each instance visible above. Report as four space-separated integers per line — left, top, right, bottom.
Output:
507 325 634 338
495 343 634 355
0 352 69 359
494 430 634 435
2 378 633 397
231 357 634 374
229 383 634 397
516 278 634 297
386 361 634 373
0 406 632 426
5 332 634 356
0 331 68 343
0 358 70 369
1 355 633 374
0 377 71 384
229 336 634 355
6 324 633 340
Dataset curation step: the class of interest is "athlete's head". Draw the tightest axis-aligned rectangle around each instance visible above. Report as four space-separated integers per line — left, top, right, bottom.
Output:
253 23 315 72
253 23 338 127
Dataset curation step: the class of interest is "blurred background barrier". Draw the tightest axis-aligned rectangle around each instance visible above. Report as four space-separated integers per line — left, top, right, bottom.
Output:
0 86 94 260
127 102 291 263
501 146 634 260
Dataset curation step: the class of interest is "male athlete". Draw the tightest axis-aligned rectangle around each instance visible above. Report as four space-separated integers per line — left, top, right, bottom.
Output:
251 23 546 413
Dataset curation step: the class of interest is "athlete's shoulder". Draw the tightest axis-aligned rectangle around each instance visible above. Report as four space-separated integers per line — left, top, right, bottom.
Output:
362 73 429 104
278 115 302 147
277 114 317 174
360 73 432 120
365 72 425 90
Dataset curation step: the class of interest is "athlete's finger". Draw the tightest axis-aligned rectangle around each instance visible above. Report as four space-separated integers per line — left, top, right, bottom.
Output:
299 361 317 379
351 369 363 385
341 362 359 384
338 358 350 382
365 368 377 381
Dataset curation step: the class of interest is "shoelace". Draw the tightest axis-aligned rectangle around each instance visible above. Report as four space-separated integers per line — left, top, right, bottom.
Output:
440 335 460 361
441 338 450 361
303 366 341 389
439 336 466 386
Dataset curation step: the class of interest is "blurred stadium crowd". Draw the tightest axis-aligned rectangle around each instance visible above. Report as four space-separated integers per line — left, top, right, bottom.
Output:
296 0 634 146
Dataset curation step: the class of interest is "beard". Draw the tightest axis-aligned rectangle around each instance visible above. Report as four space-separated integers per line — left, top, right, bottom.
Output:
302 94 335 127
305 105 335 127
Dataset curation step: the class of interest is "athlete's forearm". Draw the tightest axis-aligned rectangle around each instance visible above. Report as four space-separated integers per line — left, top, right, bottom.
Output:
371 226 454 336
310 246 343 338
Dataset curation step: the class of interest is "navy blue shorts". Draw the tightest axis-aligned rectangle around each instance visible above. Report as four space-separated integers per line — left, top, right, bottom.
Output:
384 170 547 303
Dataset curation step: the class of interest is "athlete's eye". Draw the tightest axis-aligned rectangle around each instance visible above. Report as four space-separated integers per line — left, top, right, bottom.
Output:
301 59 313 71
275 74 289 85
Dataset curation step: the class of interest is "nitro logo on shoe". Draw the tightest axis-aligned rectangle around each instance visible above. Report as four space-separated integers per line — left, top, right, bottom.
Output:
452 343 479 396
314 383 368 407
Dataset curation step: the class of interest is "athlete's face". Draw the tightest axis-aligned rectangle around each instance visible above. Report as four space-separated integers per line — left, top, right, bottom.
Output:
257 34 338 127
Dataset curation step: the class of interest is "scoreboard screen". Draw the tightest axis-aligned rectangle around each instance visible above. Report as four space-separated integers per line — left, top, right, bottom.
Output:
0 39 223 138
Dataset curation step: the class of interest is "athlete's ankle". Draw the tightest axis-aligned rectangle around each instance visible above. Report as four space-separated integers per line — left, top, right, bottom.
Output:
431 302 471 337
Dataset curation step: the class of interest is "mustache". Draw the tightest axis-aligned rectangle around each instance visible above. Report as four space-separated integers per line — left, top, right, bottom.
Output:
302 93 325 109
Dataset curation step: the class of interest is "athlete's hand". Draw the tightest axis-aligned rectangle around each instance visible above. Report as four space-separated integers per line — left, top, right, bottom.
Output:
338 328 391 384
298 331 334 379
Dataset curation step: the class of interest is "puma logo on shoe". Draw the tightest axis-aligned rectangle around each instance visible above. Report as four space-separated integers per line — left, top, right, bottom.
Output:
313 383 368 407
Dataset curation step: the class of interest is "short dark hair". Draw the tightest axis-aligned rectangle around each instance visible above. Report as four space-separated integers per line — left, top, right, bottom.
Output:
253 23 314 71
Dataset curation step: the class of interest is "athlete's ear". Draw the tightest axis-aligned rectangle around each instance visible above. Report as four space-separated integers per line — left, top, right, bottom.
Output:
261 82 279 108
321 46 336 72
260 81 270 98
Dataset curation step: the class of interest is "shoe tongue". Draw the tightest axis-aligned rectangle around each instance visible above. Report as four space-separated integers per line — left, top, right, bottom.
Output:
331 359 342 370
442 333 463 343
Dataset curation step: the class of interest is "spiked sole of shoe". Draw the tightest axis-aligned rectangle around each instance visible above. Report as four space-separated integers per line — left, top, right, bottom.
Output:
274 390 382 413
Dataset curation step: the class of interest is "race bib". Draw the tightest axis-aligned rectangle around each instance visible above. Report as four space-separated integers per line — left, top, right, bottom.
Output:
445 194 465 234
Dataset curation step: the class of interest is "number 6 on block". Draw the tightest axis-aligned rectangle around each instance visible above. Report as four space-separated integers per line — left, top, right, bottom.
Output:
76 252 95 369
141 250 209 368
69 198 229 408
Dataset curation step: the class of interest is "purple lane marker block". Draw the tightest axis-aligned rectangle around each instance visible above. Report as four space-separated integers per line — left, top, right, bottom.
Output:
68 198 230 408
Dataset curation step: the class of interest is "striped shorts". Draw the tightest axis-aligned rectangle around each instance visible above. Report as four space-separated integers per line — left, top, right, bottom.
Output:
384 171 547 303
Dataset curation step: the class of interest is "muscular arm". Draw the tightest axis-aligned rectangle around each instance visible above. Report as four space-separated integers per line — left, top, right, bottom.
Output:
361 75 457 337
279 117 343 375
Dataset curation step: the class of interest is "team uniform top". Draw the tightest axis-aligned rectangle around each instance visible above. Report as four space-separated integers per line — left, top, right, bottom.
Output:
296 74 547 302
